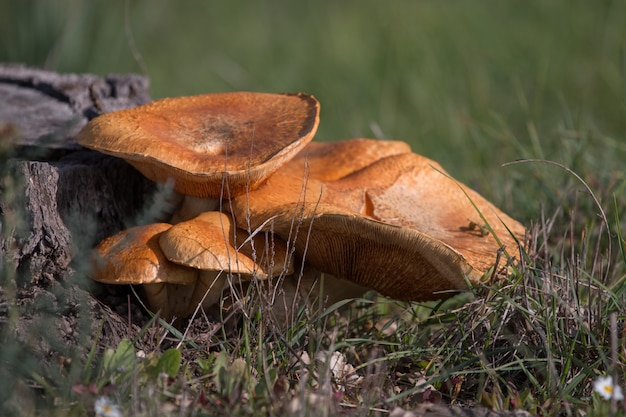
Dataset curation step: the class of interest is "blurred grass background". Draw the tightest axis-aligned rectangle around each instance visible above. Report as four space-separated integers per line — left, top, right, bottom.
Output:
2 0 626 221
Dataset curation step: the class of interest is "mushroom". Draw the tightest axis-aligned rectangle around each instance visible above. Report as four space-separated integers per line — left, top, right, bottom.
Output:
230 144 525 301
78 90 525 321
233 201 480 301
159 211 294 313
90 223 199 320
76 92 320 198
328 152 525 272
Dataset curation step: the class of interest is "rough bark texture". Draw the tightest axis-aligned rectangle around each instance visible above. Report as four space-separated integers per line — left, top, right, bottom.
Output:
0 63 155 287
0 63 151 149
0 64 158 409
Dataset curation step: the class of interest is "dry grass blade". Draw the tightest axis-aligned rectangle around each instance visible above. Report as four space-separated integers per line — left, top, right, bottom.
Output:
503 159 612 283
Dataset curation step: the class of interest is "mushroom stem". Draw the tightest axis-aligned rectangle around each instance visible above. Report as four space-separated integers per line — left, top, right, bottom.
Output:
170 195 220 224
186 270 228 316
143 282 197 322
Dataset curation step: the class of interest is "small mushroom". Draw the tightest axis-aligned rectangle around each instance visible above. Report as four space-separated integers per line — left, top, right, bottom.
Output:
76 92 320 198
159 211 294 313
90 223 198 320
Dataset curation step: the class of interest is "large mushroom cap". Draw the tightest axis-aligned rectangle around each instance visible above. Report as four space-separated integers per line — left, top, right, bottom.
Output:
230 141 525 300
289 213 480 301
76 92 320 198
328 152 526 272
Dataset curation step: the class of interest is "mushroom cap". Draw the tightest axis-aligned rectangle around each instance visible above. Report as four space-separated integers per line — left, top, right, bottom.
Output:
329 152 526 272
76 92 320 198
229 145 525 300
291 213 480 301
91 222 197 285
278 138 412 181
159 211 293 279
91 223 200 320
232 199 479 301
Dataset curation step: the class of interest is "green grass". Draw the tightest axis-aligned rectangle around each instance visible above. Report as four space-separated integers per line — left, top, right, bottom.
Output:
2 0 626 415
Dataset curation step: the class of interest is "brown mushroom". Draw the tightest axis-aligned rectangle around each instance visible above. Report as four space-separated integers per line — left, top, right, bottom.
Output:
159 211 294 313
76 92 320 198
230 144 525 301
91 223 198 320
327 152 525 273
160 211 293 276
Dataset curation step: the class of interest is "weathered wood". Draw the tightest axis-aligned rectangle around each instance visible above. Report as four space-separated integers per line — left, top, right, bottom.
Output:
0 65 158 393
3 152 156 288
0 63 151 150
0 63 155 287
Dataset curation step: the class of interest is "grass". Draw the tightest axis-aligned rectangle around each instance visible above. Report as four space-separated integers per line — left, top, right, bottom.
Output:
2 0 626 415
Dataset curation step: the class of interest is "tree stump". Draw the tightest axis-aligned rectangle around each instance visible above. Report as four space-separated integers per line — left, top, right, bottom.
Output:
0 64 161 407
0 63 155 282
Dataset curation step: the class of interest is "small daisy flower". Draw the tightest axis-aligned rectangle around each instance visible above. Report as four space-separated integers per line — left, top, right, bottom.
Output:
593 376 624 401
94 396 122 417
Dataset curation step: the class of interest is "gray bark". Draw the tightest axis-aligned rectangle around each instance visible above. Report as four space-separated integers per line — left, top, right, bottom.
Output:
0 62 151 150
0 63 155 288
0 64 158 410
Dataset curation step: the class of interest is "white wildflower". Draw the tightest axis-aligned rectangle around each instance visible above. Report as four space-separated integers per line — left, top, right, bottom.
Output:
94 396 122 417
315 351 361 384
593 376 624 401
389 407 417 417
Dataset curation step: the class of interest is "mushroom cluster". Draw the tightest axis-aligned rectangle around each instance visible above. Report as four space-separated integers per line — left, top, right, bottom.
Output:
77 91 525 322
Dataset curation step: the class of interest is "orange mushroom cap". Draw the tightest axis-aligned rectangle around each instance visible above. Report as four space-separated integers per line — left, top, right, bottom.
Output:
278 138 412 181
230 141 525 301
328 152 525 273
76 92 320 198
159 211 293 279
91 222 197 285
